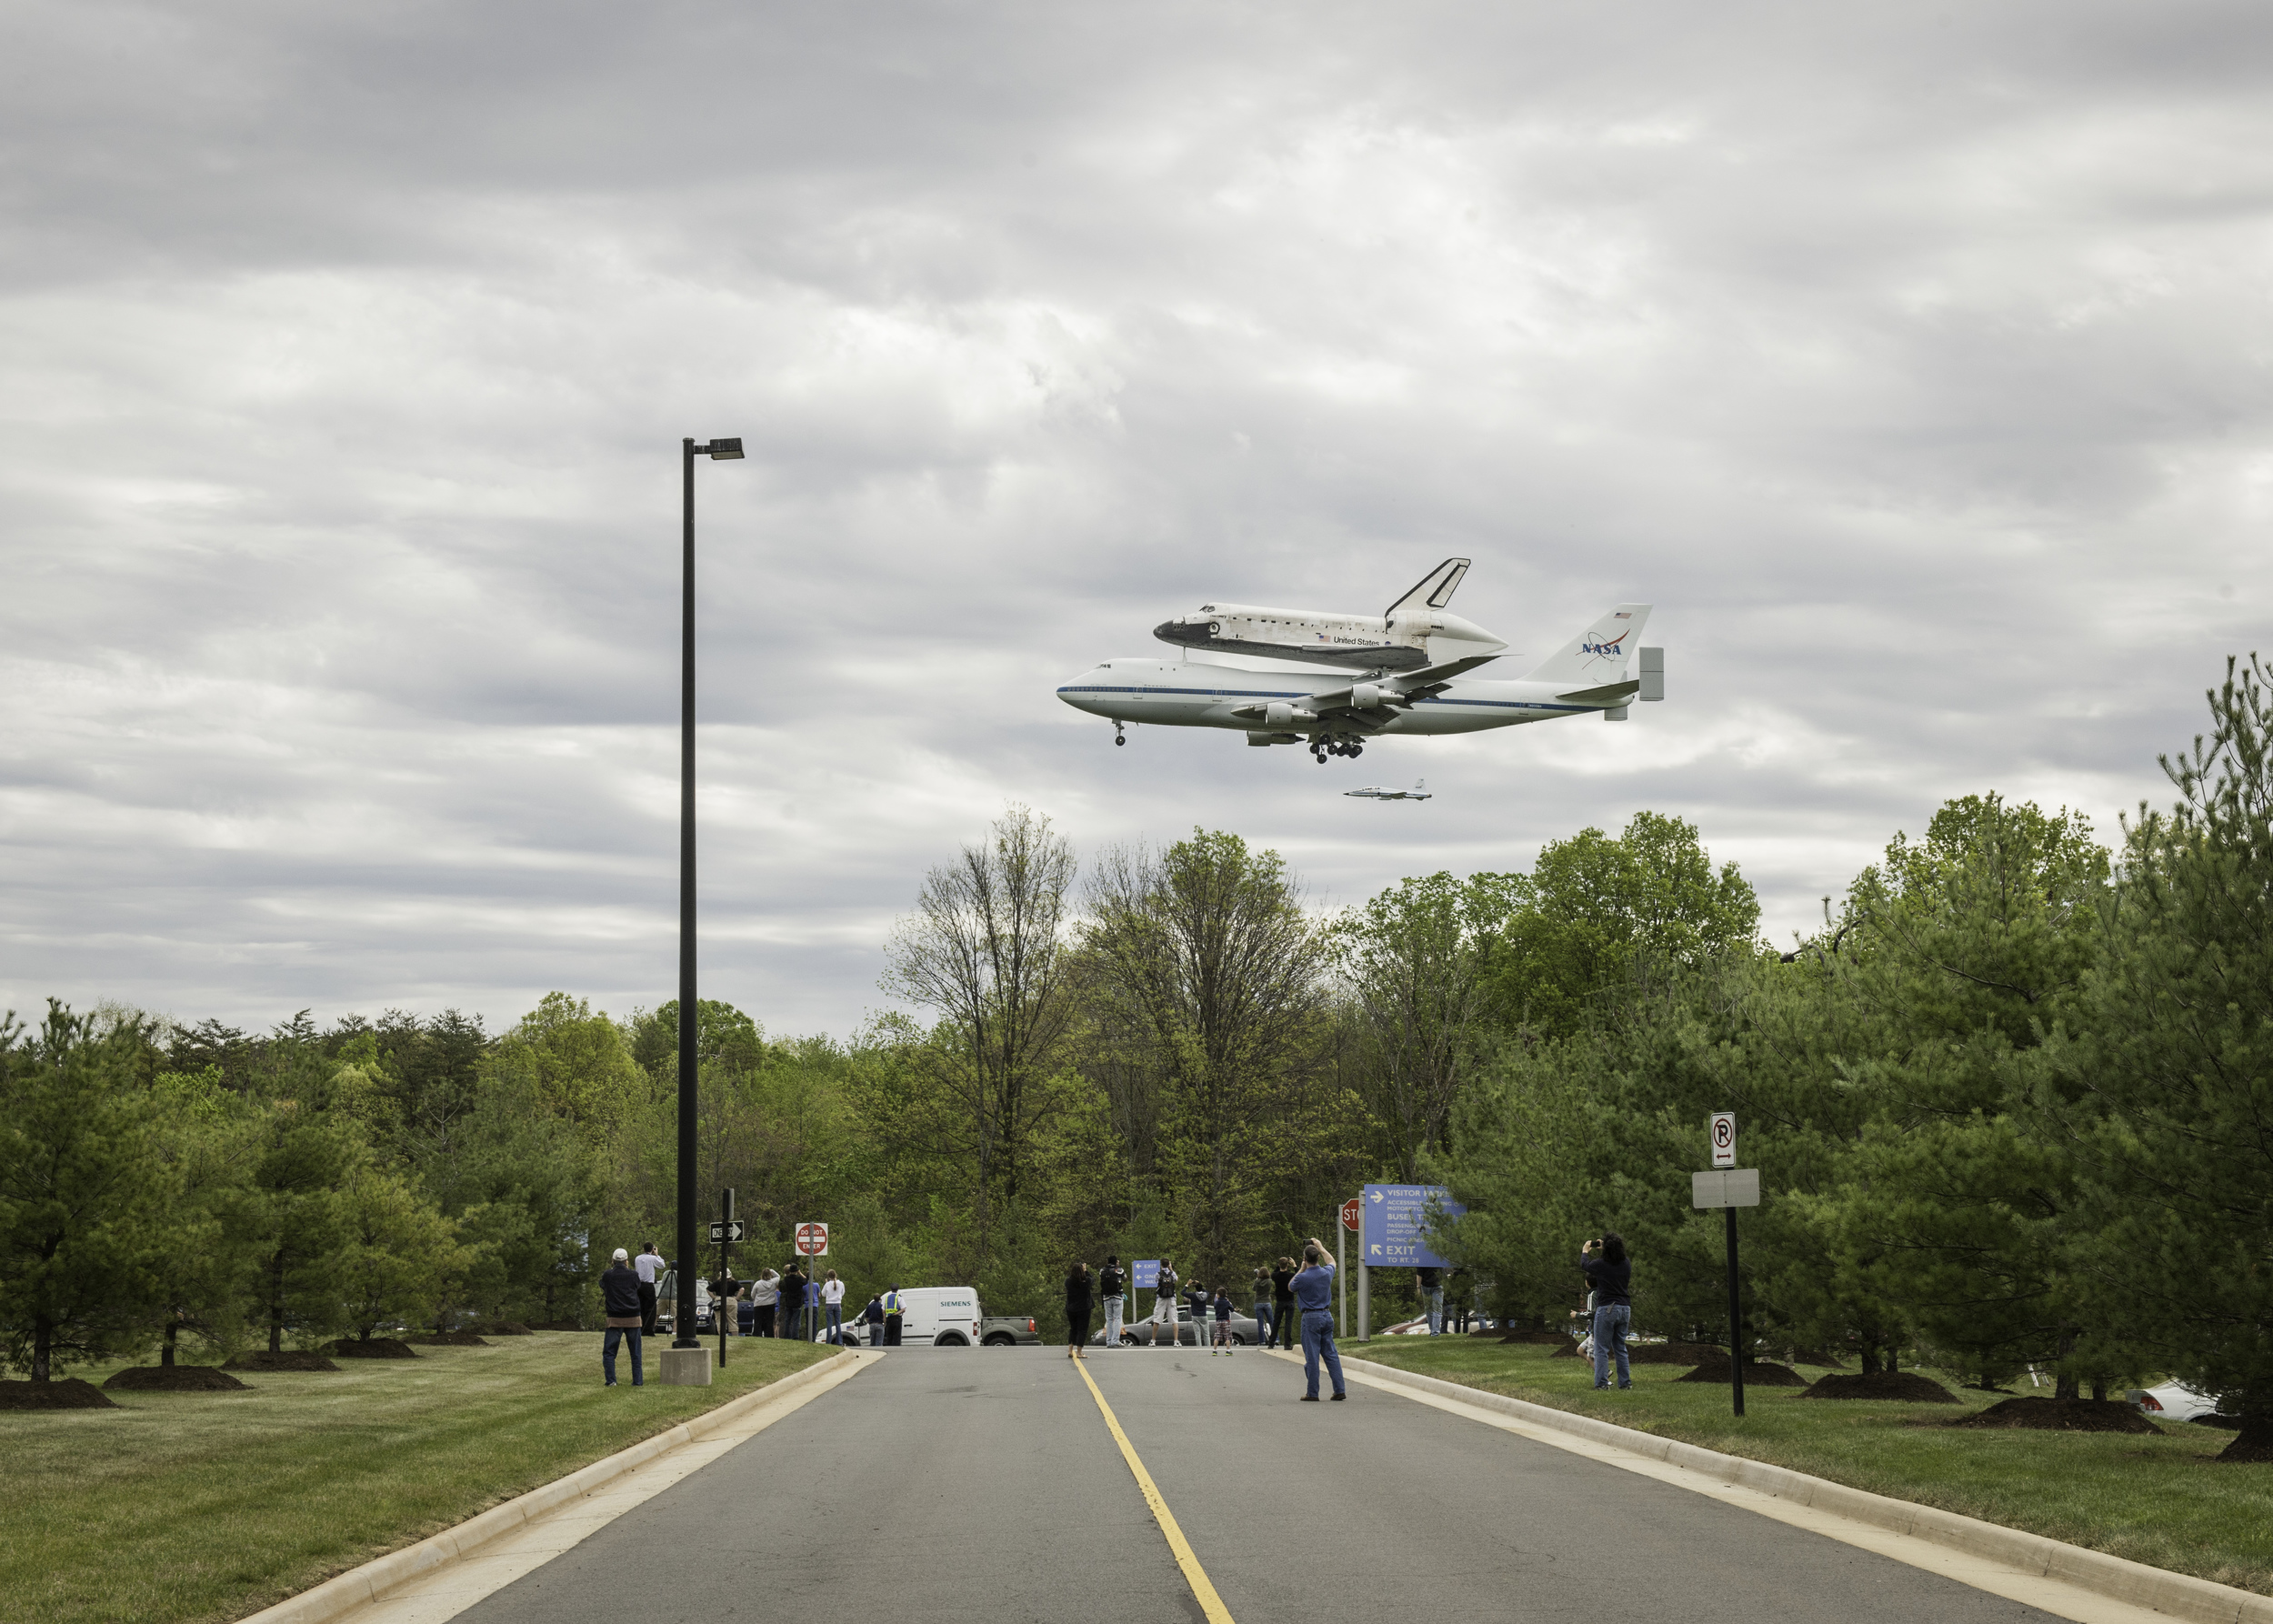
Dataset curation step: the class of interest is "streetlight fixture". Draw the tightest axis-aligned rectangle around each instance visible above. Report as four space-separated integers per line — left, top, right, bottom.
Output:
664 435 743 1385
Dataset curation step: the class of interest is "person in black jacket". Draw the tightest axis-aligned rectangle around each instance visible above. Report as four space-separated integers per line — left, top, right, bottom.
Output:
1065 1261 1094 1359
1271 1258 1297 1349
1098 1257 1126 1348
1580 1233 1633 1389
600 1248 646 1387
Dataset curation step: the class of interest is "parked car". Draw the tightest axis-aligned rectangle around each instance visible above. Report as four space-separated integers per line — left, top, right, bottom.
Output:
2128 1381 2224 1422
648 1269 713 1337
982 1312 1040 1347
1093 1310 1260 1347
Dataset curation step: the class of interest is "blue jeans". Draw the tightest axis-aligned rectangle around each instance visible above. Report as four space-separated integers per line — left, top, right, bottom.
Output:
1427 1288 1445 1336
1103 1296 1124 1346
1592 1302 1631 1388
1253 1301 1272 1344
825 1304 843 1343
1301 1310 1344 1397
603 1327 644 1386
783 1304 803 1340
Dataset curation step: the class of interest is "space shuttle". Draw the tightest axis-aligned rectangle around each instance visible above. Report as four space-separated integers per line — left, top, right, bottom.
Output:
1060 557 1661 763
1151 557 1507 672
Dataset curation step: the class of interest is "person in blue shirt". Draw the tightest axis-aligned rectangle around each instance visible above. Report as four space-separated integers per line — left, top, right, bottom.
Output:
1290 1239 1345 1400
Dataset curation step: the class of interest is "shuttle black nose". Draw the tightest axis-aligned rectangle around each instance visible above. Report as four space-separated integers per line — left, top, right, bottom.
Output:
1154 619 1209 647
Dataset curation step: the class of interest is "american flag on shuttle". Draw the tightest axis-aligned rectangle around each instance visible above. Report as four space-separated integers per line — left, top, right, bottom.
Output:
1614 612 1631 618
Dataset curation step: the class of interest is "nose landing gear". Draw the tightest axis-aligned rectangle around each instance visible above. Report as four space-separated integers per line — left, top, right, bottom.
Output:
1113 722 1126 747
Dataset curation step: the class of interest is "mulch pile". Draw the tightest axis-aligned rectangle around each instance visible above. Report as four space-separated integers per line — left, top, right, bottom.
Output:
1948 1397 2158 1434
224 1350 341 1372
102 1365 248 1392
0 1378 117 1409
326 1338 419 1359
406 1331 491 1347
1675 1358 1810 1388
1800 1370 1958 1403
479 1322 535 1337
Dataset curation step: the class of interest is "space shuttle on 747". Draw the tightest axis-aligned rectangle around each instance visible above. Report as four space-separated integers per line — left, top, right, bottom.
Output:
1056 558 1662 765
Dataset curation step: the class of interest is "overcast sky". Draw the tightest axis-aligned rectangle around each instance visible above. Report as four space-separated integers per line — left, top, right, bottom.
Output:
5 0 2268 1042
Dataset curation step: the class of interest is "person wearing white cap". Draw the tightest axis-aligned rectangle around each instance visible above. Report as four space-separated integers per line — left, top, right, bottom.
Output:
601 1248 646 1386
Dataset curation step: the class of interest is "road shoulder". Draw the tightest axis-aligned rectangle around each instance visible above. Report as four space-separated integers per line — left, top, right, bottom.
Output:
241 1348 876 1624
1280 1349 2272 1624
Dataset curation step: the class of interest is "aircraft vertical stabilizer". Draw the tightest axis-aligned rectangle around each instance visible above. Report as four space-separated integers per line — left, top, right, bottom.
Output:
1384 558 1470 617
1521 604 1651 685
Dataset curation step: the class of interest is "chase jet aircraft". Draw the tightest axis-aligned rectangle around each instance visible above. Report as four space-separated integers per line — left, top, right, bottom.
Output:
1346 779 1433 801
1059 559 1661 763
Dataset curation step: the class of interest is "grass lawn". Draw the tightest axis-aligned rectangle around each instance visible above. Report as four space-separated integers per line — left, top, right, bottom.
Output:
2 1334 834 1624
1351 1338 2273 1596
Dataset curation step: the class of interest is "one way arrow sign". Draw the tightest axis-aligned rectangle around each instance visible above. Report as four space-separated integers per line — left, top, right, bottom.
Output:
708 1219 746 1243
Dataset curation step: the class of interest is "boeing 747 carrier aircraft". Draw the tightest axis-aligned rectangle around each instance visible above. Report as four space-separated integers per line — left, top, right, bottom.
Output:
1057 559 1662 764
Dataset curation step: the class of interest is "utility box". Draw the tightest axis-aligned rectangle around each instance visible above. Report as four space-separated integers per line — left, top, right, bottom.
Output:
1639 647 1665 702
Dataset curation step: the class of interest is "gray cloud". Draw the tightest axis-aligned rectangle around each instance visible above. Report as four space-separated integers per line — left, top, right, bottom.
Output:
5 0 2271 1037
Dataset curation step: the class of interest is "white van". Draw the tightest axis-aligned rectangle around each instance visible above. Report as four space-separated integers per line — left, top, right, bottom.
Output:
896 1286 981 1347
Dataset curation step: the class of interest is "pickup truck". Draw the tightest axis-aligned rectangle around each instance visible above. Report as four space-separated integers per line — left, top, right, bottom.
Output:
981 1312 1040 1347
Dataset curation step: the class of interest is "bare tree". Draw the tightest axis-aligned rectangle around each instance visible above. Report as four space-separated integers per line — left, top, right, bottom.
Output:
880 806 1079 1256
1081 829 1338 1284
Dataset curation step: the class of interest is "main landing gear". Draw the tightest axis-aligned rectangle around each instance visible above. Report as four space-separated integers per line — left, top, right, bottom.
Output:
1113 722 1126 747
1309 736 1363 763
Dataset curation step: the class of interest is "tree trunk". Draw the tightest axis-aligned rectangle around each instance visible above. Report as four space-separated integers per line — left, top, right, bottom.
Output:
1860 1344 1884 1376
161 1319 177 1368
2090 1379 2108 1402
2054 1328 2078 1401
32 1313 53 1382
268 1249 286 1355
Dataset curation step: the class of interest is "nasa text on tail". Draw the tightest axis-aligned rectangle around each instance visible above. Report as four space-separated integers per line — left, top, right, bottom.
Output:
1057 558 1664 763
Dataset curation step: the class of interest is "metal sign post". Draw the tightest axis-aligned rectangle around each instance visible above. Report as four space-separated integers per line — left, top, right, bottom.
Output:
1692 1154 1761 1418
1133 1260 1159 1345
716 1188 735 1368
1338 1198 1358 1338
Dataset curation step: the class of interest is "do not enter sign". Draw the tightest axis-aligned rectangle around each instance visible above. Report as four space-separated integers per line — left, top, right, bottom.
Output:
796 1222 829 1257
1340 1198 1362 1232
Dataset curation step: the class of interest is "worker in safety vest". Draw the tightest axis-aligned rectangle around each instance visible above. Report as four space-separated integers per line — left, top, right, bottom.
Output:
882 1286 905 1347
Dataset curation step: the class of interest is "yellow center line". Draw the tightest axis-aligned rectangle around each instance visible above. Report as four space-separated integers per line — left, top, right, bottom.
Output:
1075 1357 1237 1624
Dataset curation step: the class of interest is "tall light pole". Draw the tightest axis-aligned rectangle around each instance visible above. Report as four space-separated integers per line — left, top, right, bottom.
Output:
667 435 742 1378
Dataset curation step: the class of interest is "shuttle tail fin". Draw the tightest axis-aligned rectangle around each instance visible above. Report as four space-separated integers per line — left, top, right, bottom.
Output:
1521 604 1652 684
1384 557 1470 617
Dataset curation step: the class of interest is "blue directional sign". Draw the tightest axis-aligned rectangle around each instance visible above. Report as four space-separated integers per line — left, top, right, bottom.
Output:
1132 1259 1160 1290
1360 1184 1466 1269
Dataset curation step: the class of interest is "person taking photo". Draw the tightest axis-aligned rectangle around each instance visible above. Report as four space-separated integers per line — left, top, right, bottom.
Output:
1291 1239 1345 1401
1580 1233 1633 1390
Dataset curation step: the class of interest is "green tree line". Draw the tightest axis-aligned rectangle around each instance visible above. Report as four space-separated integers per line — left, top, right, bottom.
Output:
5 661 2268 1463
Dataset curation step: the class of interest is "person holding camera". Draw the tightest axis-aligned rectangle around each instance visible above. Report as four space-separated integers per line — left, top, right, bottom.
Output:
1291 1238 1346 1400
1580 1233 1633 1390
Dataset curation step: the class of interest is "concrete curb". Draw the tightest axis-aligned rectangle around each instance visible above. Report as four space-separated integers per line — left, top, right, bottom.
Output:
237 1348 856 1624
1336 1354 2273 1624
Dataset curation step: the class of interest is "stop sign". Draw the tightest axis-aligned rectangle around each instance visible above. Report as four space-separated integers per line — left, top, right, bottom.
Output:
796 1222 829 1257
1340 1198 1362 1232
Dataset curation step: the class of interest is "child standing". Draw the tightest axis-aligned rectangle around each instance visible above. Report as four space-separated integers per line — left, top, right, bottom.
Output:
1212 1286 1234 1355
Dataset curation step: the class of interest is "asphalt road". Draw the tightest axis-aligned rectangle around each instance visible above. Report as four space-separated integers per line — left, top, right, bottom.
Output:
456 1345 2068 1624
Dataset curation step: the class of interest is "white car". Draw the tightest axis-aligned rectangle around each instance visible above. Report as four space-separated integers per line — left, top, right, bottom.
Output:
2128 1380 2222 1421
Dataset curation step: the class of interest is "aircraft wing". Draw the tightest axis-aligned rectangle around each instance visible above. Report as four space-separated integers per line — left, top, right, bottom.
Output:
1229 652 1502 728
1557 677 1641 705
